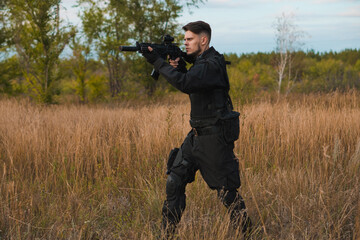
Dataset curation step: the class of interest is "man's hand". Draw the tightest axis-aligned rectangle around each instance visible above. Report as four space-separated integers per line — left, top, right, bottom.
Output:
170 57 187 73
169 57 180 68
142 46 160 65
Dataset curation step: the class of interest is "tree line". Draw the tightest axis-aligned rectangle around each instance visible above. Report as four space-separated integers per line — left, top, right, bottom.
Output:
0 0 203 103
226 49 360 103
1 0 359 104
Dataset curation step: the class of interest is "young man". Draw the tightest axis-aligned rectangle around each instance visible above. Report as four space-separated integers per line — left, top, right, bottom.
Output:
143 21 252 238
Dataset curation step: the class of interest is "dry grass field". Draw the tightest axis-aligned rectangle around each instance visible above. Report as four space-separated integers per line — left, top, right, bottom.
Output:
0 92 359 239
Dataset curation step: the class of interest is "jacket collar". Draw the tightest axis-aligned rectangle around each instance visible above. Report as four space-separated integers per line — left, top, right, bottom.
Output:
195 47 217 63
198 46 214 59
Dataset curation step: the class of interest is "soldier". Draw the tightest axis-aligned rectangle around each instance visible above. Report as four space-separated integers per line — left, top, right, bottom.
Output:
142 21 252 238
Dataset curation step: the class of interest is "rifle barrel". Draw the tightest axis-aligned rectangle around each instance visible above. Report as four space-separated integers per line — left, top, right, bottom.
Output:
119 46 138 52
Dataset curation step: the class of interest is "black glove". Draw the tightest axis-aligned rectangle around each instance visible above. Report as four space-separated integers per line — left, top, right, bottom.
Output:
142 50 161 65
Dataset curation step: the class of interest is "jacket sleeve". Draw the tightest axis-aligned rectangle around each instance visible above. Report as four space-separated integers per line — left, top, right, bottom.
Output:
153 57 226 94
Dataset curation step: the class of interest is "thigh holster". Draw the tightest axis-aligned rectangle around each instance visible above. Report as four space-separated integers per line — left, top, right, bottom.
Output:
166 148 179 174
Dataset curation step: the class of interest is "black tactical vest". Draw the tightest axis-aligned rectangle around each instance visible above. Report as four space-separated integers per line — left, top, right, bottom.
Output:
189 53 232 128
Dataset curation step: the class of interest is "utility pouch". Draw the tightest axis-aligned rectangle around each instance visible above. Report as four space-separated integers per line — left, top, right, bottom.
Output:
220 111 240 143
166 148 179 174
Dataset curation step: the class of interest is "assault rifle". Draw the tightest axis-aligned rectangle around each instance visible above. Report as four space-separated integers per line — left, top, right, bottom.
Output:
119 35 186 80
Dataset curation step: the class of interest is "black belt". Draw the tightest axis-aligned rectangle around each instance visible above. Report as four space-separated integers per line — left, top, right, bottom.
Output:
193 125 221 136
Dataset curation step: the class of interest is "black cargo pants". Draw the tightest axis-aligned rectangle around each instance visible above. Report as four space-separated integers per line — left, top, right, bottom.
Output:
162 124 248 235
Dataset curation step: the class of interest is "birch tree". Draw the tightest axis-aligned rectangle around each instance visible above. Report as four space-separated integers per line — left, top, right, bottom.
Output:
274 12 305 95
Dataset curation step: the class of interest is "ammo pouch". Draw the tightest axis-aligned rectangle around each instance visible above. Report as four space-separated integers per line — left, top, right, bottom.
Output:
220 111 240 143
166 148 179 174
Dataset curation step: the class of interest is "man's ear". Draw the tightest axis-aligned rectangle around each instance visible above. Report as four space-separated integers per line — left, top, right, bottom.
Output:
200 34 208 46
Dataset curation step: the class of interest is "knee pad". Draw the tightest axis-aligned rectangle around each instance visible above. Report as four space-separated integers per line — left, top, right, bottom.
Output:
166 173 183 198
163 173 186 223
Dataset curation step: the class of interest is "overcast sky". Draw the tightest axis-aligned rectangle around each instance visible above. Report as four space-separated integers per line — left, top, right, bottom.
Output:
62 0 360 54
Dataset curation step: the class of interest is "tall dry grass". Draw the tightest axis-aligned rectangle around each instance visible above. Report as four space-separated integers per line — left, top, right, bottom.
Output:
0 91 359 239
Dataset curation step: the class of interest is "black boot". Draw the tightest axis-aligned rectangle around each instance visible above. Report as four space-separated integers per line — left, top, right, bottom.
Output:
239 211 253 237
230 207 253 234
161 218 177 240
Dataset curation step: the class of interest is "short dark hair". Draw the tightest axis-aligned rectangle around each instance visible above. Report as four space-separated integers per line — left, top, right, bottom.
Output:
182 21 211 42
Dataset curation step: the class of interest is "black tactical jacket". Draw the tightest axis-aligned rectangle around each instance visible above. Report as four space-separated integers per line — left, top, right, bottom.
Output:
153 47 232 127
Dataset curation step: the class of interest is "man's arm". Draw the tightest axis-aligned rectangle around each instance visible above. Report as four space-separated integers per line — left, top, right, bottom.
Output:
143 47 227 93
154 57 227 94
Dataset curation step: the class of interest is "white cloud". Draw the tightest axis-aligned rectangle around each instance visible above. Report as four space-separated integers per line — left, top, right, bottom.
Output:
339 6 360 17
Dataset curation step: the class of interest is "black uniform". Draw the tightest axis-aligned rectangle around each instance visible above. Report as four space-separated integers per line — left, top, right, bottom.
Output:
150 47 250 237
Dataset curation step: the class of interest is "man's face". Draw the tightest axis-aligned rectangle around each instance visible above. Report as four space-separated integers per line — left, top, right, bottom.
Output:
184 30 202 57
